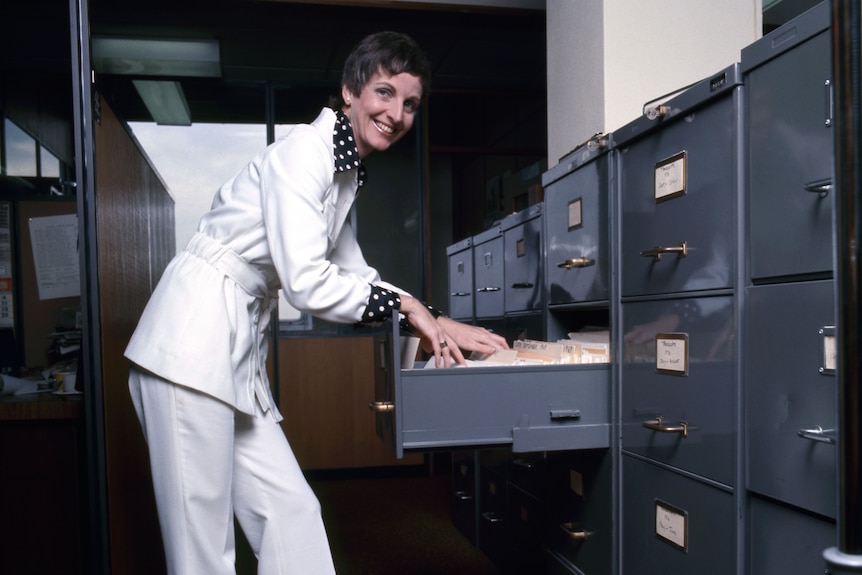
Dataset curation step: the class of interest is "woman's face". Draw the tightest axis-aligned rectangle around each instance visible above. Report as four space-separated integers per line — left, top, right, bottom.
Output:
343 69 423 159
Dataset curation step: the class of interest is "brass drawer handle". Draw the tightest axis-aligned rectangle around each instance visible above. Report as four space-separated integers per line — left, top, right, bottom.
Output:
798 426 836 444
560 522 594 540
557 257 595 269
640 241 687 261
643 416 689 438
368 401 394 413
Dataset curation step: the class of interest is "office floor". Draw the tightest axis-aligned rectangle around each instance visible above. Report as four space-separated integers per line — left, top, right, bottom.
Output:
309 469 502 575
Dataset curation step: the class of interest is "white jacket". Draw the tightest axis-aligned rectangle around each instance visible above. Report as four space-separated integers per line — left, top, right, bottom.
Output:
125 108 402 418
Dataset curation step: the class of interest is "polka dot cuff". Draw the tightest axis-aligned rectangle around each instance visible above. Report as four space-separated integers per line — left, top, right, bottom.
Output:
361 285 401 323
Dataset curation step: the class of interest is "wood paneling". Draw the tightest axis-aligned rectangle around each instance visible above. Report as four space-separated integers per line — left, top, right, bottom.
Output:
95 95 174 575
278 336 422 470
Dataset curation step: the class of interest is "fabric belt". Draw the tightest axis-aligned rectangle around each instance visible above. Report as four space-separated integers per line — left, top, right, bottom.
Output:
184 232 276 298
183 232 282 421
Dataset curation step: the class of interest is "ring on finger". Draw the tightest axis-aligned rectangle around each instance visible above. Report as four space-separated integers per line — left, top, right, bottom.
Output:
440 341 448 349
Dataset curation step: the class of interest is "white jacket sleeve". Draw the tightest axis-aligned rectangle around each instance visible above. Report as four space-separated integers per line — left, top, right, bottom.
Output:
259 126 373 323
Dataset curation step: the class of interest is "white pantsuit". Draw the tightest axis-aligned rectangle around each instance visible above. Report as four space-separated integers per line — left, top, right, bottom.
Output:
129 369 336 575
125 107 404 573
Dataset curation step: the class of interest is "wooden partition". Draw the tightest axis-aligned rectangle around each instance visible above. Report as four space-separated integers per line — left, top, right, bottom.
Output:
94 94 175 574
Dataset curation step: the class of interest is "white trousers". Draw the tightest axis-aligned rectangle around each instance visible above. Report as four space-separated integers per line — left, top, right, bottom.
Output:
129 367 337 575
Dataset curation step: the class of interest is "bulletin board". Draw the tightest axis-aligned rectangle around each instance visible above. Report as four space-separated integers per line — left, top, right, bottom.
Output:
17 200 79 369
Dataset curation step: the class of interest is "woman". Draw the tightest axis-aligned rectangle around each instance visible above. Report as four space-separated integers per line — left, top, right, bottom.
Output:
125 31 508 574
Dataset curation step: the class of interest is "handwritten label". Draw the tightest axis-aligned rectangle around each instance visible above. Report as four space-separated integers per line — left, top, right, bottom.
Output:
654 151 687 202
656 333 688 375
655 500 688 550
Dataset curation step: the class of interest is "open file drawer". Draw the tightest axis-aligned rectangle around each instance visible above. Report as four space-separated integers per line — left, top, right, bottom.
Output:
370 317 611 458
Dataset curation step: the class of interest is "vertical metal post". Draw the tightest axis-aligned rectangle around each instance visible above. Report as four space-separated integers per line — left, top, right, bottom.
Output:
825 0 862 572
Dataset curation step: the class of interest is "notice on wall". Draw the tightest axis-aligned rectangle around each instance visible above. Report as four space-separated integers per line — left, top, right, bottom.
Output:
29 214 80 300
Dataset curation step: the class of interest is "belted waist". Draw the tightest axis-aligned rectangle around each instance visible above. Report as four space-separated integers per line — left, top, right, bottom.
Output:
185 233 277 299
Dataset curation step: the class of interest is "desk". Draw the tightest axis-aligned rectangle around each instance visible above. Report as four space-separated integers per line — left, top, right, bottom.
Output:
0 394 86 574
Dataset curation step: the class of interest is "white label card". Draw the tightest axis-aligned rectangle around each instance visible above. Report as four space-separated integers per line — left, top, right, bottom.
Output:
655 333 688 375
654 151 687 202
568 198 583 230
655 500 688 551
821 326 836 374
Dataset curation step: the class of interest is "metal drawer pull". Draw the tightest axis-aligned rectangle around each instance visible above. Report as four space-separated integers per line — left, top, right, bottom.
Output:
482 512 504 524
511 282 534 289
560 522 594 540
557 257 595 269
550 409 581 420
368 401 394 413
454 490 474 502
643 416 689 438
476 286 501 292
798 426 837 444
450 291 471 297
640 241 687 261
803 178 833 197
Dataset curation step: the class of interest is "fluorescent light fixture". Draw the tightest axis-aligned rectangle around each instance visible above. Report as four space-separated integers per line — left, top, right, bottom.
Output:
92 37 221 77
132 80 192 126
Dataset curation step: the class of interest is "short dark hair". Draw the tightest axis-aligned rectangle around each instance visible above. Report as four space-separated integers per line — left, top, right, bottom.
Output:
341 31 431 102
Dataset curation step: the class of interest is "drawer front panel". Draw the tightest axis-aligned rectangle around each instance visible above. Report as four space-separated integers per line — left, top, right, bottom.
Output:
545 155 611 305
622 456 734 575
544 450 613 575
746 280 836 517
746 28 834 281
473 233 505 319
748 495 835 575
447 243 474 320
398 364 610 454
619 95 738 297
621 296 736 485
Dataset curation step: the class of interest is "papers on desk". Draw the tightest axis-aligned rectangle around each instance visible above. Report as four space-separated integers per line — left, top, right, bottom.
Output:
422 330 611 368
0 375 51 396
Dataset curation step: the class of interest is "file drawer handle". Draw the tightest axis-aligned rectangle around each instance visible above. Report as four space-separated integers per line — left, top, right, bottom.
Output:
476 286 501 292
557 257 595 269
482 512 504 524
798 426 837 445
550 409 581 420
643 416 689 438
560 522 594 540
803 178 833 197
368 401 395 413
454 490 474 502
511 282 534 289
640 241 687 261
450 291 471 297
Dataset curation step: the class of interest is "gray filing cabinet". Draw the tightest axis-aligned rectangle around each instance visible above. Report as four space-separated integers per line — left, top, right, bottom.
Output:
614 62 743 574
741 5 837 573
446 237 474 321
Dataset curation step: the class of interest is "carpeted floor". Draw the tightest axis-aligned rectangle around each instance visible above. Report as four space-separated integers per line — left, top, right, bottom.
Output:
308 470 502 575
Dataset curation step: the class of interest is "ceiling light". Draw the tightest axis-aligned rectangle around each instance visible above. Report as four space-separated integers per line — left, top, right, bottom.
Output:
92 37 221 77
132 80 192 126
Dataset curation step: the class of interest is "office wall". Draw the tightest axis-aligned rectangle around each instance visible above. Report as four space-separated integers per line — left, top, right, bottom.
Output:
546 0 762 165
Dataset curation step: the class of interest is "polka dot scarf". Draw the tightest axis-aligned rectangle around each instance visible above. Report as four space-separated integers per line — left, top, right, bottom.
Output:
333 109 367 188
